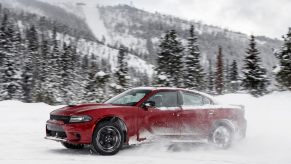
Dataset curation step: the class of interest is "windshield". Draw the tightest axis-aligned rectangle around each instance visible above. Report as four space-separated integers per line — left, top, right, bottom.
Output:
104 89 152 106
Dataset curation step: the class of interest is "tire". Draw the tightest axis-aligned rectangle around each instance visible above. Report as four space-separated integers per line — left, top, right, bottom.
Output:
61 142 84 149
92 121 124 155
209 125 233 149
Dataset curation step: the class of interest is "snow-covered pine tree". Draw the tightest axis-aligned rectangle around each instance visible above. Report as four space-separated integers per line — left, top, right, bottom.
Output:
275 28 291 90
215 46 224 95
229 60 240 92
207 60 215 94
43 25 62 104
155 30 184 87
60 42 76 104
184 25 205 91
156 32 170 86
167 30 184 87
39 32 49 84
114 45 130 92
0 12 22 100
84 53 111 103
223 60 231 93
25 25 41 102
241 35 269 96
84 54 98 99
86 70 110 103
35 32 53 103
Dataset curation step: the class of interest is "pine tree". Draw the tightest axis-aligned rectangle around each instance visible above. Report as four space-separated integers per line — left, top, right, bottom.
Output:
86 70 110 103
275 28 291 90
223 60 232 93
60 42 76 103
33 31 58 104
184 25 205 91
241 35 269 96
168 30 184 87
39 32 50 84
24 25 40 102
115 45 130 92
0 12 22 100
229 60 240 92
43 25 62 104
156 30 184 87
156 32 171 86
207 60 215 94
215 46 224 95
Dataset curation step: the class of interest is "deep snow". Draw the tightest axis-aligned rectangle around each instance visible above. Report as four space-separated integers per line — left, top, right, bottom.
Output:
1 92 291 164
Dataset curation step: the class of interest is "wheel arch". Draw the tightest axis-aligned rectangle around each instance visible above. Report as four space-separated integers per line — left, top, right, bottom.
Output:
212 119 236 133
93 115 128 143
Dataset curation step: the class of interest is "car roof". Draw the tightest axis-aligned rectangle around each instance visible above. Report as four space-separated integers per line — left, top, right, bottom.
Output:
132 87 204 95
132 87 217 103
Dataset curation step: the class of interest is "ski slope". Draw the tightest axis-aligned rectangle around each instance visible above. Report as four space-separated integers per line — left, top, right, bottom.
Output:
1 92 291 164
80 4 109 41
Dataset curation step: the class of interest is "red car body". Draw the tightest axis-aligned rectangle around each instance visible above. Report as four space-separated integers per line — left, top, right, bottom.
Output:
46 87 247 154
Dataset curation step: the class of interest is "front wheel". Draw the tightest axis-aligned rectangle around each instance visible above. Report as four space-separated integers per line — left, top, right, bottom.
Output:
61 142 84 149
209 125 233 149
92 122 124 155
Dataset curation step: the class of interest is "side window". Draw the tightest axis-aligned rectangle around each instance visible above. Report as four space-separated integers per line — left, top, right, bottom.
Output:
147 91 178 110
112 92 149 105
182 92 212 106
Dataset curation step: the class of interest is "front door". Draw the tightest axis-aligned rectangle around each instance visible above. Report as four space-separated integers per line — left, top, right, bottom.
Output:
143 90 182 136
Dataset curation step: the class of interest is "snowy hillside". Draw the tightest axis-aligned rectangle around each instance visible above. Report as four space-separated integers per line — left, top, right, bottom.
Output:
76 38 154 75
0 0 283 82
0 0 155 78
12 0 281 72
1 92 291 163
96 5 282 71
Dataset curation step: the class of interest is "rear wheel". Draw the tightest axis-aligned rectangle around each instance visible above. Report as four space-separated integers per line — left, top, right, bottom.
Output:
92 121 124 155
61 142 84 149
209 125 233 149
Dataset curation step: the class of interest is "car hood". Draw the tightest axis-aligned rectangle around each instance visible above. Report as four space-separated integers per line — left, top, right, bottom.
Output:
50 103 117 116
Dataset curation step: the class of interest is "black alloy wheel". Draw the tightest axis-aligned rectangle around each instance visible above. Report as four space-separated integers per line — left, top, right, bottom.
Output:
92 122 124 155
209 125 233 149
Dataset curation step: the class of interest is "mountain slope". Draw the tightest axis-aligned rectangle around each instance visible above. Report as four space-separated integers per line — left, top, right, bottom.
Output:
0 0 284 84
0 0 154 79
36 1 282 75
96 4 282 72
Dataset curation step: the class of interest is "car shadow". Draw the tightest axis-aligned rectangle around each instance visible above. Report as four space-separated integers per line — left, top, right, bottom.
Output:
47 146 95 155
167 142 213 152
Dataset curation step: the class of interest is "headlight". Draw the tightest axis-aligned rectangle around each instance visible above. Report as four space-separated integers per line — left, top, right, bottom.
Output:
69 115 92 123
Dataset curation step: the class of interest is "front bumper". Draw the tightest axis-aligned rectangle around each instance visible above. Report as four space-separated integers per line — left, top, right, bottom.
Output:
44 136 67 142
45 119 95 144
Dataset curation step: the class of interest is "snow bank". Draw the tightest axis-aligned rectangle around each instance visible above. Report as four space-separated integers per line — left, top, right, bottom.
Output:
1 92 291 164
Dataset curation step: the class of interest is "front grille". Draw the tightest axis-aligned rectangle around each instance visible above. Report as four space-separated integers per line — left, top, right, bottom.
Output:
50 115 70 123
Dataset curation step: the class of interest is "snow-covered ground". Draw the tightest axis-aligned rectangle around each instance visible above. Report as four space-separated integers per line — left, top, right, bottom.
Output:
1 92 291 164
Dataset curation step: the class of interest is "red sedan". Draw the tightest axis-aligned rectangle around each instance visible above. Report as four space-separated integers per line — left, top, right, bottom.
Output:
45 87 247 155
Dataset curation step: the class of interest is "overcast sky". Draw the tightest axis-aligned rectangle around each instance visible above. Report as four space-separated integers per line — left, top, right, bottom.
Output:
54 0 290 39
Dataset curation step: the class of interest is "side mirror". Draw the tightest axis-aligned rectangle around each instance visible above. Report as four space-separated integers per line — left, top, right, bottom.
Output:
143 101 155 109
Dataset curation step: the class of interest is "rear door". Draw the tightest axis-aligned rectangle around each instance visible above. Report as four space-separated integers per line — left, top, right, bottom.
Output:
179 91 213 136
144 90 182 135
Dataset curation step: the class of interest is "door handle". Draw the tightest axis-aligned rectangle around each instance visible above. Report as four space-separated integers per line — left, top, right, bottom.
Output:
209 110 215 115
173 113 180 117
